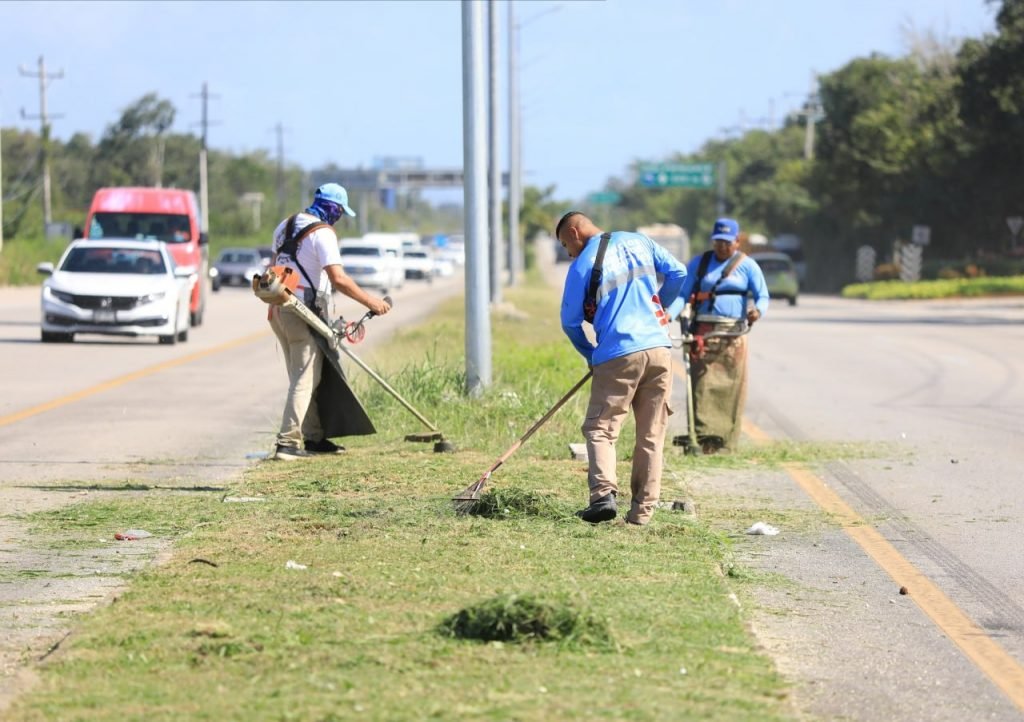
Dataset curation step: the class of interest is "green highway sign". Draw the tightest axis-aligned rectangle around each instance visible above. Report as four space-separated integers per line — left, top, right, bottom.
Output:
588 191 621 205
639 163 715 189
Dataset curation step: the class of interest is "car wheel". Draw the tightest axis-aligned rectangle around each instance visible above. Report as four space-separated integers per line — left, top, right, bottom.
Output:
788 296 798 307
158 334 177 345
212 278 222 292
177 327 189 343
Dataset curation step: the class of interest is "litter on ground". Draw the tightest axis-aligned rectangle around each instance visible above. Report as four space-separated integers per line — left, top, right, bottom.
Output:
745 522 779 536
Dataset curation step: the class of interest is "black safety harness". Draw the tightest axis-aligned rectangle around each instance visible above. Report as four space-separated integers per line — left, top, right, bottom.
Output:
582 232 612 323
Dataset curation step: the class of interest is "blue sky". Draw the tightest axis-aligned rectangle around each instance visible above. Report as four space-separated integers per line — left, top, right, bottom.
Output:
0 0 997 203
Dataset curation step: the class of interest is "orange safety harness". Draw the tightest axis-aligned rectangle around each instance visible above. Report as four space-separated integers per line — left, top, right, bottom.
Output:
685 250 746 355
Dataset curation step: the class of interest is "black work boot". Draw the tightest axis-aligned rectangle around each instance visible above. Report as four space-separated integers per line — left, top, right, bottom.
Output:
576 493 618 523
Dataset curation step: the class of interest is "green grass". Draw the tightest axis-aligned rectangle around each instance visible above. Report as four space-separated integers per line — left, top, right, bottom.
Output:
0 236 69 285
841 275 1024 300
9 272 886 721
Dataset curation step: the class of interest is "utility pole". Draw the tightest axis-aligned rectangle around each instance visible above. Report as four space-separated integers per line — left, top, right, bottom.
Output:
192 82 218 234
487 0 503 304
462 0 492 395
19 55 63 231
507 0 520 287
803 73 820 161
273 122 286 217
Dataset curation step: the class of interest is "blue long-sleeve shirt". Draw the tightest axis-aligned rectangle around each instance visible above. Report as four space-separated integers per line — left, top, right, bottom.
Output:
666 251 770 320
560 231 687 366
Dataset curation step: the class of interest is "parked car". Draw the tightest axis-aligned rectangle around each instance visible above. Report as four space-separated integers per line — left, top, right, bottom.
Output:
210 247 265 290
751 251 799 306
257 246 274 267
37 239 193 344
402 246 435 281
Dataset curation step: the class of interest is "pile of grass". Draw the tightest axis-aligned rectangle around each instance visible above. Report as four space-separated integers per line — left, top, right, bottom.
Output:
439 592 613 647
460 486 570 520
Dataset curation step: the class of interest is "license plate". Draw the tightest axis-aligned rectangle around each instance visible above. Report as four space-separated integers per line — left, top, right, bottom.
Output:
94 309 115 323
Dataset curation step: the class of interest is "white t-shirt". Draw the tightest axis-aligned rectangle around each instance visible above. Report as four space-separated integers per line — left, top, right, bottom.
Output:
271 213 344 297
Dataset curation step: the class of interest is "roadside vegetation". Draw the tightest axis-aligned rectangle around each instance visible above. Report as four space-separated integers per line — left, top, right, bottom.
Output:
4 270 887 721
841 275 1024 300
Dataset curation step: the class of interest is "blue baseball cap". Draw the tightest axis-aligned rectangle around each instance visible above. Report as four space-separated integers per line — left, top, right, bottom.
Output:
313 183 356 217
710 217 739 242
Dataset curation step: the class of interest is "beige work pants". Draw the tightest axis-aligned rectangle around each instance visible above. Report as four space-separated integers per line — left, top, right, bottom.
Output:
583 347 673 525
269 305 324 448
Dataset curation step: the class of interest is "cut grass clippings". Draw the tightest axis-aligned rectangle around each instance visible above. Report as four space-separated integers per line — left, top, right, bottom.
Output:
6 269 850 721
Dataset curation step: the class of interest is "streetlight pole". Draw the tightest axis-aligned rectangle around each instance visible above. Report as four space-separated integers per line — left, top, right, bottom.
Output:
487 0 503 304
507 0 520 287
463 0 492 395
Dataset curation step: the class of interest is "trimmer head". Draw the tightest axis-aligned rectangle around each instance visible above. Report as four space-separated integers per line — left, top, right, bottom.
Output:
404 431 455 454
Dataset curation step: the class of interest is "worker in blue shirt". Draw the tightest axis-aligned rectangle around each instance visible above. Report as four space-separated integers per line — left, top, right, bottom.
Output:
667 217 769 454
557 211 687 525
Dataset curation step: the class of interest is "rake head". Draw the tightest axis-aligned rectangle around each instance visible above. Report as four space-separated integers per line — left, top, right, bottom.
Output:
452 471 491 514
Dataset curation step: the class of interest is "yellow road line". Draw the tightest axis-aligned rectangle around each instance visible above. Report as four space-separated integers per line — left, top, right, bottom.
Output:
740 419 1024 711
0 330 271 428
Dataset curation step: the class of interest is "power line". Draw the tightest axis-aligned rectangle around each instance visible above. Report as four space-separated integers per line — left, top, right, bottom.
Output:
18 55 63 229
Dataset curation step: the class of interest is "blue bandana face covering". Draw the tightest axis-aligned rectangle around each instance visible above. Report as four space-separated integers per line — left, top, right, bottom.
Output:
307 199 344 225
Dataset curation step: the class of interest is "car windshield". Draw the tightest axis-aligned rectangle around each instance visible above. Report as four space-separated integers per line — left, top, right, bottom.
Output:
755 258 793 273
218 251 260 263
89 213 192 243
61 247 167 275
341 247 382 257
407 251 428 259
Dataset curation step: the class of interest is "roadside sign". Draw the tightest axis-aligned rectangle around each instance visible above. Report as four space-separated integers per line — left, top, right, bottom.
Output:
1007 216 1023 238
911 224 931 246
639 163 714 189
588 191 621 205
900 243 923 282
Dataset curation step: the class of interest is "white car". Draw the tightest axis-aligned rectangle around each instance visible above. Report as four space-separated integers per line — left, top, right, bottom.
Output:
37 239 194 345
339 238 405 294
402 247 435 281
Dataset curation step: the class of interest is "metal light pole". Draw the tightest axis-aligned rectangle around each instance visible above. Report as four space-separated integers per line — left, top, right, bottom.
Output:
507 0 520 287
487 0 503 304
462 0 492 395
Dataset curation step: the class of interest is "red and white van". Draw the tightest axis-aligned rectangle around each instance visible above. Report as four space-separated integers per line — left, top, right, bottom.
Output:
84 187 209 326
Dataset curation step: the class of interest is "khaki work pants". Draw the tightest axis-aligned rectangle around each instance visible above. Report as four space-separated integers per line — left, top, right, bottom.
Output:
583 347 673 525
269 305 324 448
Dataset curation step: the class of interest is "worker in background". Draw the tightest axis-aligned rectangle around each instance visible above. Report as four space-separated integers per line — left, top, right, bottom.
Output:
667 218 769 454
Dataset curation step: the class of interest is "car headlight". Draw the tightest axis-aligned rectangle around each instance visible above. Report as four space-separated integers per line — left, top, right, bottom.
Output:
209 267 220 278
48 288 74 303
139 291 167 304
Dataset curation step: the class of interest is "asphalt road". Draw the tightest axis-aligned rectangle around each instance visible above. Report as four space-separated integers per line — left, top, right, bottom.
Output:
734 292 1024 721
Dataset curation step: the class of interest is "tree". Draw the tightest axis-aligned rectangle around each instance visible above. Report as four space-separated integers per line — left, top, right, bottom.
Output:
93 93 176 188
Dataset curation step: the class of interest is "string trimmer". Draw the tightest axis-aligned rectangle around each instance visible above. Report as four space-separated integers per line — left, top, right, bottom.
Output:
253 266 454 453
